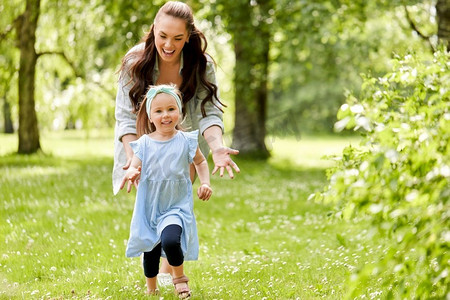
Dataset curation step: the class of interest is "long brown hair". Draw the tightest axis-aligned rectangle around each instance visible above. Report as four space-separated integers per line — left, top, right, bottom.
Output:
120 1 224 116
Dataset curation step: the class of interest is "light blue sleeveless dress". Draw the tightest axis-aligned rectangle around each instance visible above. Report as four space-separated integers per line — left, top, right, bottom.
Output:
125 130 199 260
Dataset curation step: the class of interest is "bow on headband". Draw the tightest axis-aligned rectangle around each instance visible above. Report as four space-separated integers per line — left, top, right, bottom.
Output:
145 85 183 117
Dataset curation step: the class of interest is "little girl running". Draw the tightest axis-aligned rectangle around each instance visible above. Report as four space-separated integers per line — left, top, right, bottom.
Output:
120 84 212 298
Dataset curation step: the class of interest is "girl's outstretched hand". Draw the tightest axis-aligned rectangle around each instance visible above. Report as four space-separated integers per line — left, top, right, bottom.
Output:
211 146 240 178
197 183 212 201
120 166 141 193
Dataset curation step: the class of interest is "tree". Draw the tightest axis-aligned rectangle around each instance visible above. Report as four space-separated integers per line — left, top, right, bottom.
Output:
2 81 15 134
404 0 450 51
0 0 123 153
0 49 15 134
437 0 450 49
0 0 43 152
208 0 274 158
16 0 41 153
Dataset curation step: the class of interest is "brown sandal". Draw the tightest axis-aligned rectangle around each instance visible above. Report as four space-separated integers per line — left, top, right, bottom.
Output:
173 275 191 299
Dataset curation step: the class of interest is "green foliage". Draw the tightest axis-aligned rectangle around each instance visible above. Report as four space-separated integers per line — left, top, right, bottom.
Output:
318 48 450 298
0 0 441 142
268 0 433 134
1 0 161 133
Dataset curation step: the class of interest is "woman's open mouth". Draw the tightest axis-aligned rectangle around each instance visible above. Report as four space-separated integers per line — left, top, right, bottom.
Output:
163 49 175 55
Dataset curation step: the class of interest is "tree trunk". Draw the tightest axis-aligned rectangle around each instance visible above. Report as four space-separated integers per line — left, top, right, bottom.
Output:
17 0 41 153
436 0 450 50
230 1 271 158
232 42 270 158
3 97 14 133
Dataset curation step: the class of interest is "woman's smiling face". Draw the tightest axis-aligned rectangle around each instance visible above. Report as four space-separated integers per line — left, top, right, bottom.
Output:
154 14 189 63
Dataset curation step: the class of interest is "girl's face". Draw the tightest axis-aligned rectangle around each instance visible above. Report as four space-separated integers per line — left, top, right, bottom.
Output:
154 14 189 63
149 93 181 134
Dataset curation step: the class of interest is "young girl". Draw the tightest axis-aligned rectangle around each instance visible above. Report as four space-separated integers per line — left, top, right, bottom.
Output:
120 84 212 298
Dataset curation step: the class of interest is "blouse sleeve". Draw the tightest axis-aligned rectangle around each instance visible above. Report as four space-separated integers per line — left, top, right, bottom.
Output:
184 130 199 164
129 138 143 161
195 58 225 135
115 50 139 142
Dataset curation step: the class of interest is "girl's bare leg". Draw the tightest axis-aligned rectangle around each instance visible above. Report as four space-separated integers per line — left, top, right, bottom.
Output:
145 276 158 295
172 264 185 279
159 258 172 273
172 264 190 298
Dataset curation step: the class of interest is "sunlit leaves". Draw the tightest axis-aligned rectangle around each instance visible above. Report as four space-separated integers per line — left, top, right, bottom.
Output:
319 48 450 298
268 0 434 133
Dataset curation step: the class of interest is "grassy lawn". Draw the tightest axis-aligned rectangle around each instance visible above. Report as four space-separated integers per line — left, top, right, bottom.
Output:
0 131 385 299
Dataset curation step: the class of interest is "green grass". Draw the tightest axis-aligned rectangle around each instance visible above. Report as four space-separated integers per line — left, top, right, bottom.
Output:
0 131 386 299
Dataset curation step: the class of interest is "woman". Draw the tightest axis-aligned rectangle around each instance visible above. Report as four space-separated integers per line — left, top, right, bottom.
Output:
112 0 240 294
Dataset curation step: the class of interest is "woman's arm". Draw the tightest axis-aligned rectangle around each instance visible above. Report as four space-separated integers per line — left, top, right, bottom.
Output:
121 134 138 170
115 52 139 169
197 59 240 178
203 125 240 178
115 78 137 170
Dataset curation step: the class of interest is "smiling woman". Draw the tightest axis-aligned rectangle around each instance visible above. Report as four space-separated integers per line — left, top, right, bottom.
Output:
112 0 240 296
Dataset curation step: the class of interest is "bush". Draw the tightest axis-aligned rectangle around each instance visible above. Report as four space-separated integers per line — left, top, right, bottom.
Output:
316 48 449 299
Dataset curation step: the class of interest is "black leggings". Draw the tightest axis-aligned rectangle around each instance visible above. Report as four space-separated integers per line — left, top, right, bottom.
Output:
143 224 183 278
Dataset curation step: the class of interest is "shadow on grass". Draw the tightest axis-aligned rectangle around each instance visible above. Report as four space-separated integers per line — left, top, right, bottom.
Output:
0 151 112 168
230 156 328 182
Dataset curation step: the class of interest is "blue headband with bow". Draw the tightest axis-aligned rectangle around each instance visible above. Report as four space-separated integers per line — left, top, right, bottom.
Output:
145 85 183 117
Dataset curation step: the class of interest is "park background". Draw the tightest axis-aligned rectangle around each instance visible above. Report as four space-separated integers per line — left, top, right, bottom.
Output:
1 0 449 299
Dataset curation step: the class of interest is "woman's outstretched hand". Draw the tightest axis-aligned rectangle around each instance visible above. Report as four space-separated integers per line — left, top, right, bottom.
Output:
122 157 132 170
211 146 240 178
120 166 141 193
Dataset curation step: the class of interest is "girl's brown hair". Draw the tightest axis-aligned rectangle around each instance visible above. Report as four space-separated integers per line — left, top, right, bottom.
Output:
120 1 224 116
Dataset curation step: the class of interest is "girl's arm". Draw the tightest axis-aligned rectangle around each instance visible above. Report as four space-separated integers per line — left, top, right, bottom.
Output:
193 147 212 201
120 155 142 193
